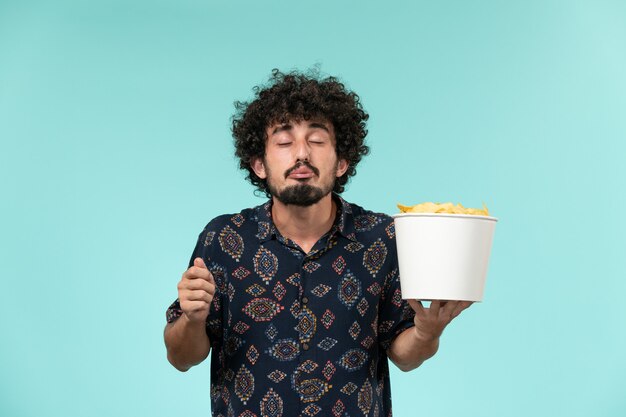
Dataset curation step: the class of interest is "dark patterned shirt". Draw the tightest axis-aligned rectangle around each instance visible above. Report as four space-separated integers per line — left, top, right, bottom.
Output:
166 194 415 417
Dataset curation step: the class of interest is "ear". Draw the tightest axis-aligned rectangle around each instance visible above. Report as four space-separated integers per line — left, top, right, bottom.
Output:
336 158 349 178
251 157 267 179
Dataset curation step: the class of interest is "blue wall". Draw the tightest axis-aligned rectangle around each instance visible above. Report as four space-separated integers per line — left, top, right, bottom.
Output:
1 1 625 416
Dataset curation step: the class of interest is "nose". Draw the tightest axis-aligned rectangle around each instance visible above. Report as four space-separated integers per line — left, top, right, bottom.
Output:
294 138 311 162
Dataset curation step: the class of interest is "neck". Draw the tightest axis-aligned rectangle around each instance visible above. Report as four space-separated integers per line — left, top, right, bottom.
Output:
271 193 337 253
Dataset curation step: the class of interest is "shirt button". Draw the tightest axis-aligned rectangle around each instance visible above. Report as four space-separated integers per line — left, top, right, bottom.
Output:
302 296 309 304
302 343 310 351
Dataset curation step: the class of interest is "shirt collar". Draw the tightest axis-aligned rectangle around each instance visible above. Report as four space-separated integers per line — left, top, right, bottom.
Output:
255 193 358 243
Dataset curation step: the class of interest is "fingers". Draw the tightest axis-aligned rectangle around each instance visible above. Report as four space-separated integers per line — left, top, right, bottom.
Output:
430 300 441 316
178 260 216 301
181 289 213 304
180 277 215 294
176 258 214 323
438 300 454 318
407 299 424 314
180 300 212 319
412 300 444 316
440 300 473 321
184 261 214 283
178 283 214 321
409 300 474 322
194 257 207 269
451 301 472 319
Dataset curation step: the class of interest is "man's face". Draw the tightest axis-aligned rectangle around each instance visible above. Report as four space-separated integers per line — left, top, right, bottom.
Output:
251 119 348 206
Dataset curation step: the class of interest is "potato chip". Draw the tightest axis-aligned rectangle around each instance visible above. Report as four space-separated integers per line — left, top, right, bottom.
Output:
397 202 490 216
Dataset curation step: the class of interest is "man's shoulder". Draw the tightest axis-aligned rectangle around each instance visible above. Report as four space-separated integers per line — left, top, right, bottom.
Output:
347 200 393 221
199 202 268 235
341 198 395 241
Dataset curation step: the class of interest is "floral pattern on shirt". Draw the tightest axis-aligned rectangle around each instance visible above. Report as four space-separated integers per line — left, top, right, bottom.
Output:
166 194 415 417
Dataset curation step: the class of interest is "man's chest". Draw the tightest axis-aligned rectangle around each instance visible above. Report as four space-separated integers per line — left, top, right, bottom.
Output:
210 236 399 359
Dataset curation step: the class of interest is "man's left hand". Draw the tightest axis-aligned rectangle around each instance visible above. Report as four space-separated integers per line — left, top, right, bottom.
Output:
407 300 473 343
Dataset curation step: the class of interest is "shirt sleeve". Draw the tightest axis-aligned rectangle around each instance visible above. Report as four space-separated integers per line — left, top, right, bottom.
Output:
165 224 224 348
377 226 416 351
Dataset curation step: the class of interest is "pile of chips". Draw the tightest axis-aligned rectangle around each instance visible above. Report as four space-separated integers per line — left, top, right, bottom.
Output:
397 202 490 216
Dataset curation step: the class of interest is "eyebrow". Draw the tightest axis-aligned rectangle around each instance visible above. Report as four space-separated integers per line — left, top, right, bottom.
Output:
308 122 330 132
272 124 292 134
271 121 330 135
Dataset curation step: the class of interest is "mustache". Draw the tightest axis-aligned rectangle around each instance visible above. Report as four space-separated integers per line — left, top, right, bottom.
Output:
284 161 320 178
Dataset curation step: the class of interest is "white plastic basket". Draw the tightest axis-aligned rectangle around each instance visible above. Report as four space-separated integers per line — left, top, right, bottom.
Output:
392 213 498 301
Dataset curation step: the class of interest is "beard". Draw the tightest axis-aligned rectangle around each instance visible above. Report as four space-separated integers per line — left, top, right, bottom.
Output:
266 160 336 207
270 183 329 206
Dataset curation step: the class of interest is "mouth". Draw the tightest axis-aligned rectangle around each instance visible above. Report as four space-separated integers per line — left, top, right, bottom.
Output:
285 162 319 180
288 167 315 179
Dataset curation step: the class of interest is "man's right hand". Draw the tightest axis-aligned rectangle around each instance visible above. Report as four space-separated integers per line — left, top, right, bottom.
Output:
177 257 215 324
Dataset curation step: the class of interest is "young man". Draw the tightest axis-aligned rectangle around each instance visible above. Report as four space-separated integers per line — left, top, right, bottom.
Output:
164 69 471 416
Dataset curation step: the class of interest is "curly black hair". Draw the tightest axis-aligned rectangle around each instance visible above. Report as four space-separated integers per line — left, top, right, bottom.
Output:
231 68 370 197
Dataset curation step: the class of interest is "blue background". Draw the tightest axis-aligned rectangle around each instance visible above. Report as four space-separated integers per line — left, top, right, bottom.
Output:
1 0 625 416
